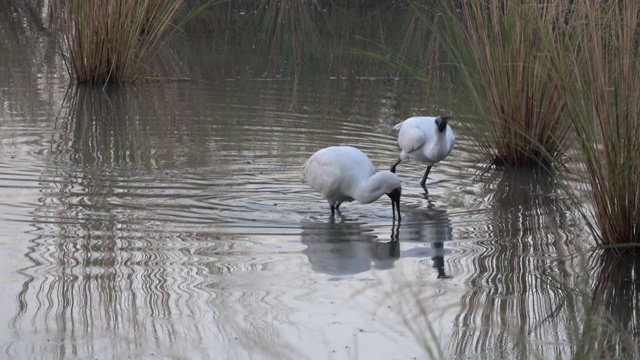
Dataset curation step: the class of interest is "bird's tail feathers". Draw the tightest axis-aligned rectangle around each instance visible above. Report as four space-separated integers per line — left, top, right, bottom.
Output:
301 158 310 182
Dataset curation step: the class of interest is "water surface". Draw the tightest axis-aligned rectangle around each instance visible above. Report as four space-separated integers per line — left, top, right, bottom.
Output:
0 2 637 360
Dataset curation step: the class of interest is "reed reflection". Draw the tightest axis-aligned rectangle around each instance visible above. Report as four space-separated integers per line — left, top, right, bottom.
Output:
451 167 577 359
585 251 640 358
10 85 217 359
51 85 218 170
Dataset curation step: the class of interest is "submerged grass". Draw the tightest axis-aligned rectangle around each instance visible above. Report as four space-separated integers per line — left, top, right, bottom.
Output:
50 0 208 84
551 0 640 248
542 250 640 359
430 1 571 167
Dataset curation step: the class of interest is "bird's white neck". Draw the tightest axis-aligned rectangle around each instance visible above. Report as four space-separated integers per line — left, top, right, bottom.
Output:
427 130 450 152
352 171 400 204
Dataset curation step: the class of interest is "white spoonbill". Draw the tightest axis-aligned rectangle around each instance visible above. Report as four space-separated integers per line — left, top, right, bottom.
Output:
390 116 455 188
302 146 402 220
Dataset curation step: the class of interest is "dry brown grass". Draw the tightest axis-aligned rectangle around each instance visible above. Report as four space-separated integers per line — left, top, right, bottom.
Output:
433 1 572 167
50 0 204 84
428 0 640 247
553 0 640 248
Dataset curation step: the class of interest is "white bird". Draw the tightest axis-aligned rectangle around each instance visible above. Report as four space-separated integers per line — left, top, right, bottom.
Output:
390 116 455 188
302 146 402 220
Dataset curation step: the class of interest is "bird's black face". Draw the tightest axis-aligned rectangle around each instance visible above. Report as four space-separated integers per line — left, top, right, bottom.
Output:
386 187 402 221
435 116 451 133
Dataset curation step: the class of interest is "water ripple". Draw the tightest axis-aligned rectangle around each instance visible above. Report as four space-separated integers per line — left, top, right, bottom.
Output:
0 75 593 360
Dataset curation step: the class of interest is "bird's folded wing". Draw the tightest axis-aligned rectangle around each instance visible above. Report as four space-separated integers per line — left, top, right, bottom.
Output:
398 128 426 153
303 156 340 195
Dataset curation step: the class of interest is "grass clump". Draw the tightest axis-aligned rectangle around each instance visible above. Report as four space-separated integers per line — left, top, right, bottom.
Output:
426 1 572 167
420 0 640 247
553 0 640 249
50 0 207 84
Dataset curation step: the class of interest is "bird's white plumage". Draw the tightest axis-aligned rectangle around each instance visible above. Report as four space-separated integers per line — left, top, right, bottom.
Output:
395 116 455 164
302 146 401 218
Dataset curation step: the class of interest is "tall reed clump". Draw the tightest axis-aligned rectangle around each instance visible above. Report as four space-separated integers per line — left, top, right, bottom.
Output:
553 0 640 249
430 1 571 167
50 0 206 84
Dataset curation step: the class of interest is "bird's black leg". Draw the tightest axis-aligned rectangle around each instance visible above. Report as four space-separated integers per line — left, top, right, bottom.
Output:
330 203 342 218
390 158 401 173
420 165 433 187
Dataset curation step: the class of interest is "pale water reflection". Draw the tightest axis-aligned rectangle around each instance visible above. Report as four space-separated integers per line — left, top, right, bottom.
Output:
301 219 395 275
301 211 452 277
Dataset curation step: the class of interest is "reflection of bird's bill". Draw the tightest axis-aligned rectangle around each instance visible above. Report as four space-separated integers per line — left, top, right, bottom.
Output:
392 208 452 242
387 214 452 278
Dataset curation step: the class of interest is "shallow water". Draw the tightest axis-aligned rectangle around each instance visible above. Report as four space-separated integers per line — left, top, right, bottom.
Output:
1 2 638 360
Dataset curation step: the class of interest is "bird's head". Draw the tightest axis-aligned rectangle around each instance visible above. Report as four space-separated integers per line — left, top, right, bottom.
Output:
435 116 452 133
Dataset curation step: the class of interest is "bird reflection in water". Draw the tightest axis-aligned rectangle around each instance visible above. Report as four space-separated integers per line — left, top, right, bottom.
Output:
300 217 400 276
300 210 452 278
399 208 452 279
